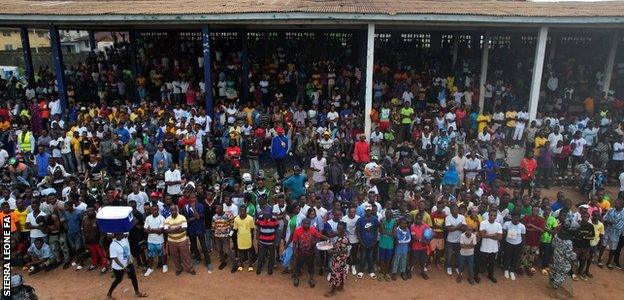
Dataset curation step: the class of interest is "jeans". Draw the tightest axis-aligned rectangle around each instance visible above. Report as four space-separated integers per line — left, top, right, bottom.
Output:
391 252 407 274
444 242 460 269
189 234 211 265
502 242 522 272
358 245 375 273
62 153 75 173
204 229 213 253
248 158 260 177
457 254 474 275
49 233 69 263
67 232 82 250
539 242 553 268
256 243 275 272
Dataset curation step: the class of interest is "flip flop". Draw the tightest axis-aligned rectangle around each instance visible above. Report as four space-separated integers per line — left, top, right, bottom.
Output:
135 292 148 298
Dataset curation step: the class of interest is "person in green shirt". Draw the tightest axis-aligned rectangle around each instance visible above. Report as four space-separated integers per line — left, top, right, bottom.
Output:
244 194 257 220
539 205 559 275
378 209 396 281
399 102 414 142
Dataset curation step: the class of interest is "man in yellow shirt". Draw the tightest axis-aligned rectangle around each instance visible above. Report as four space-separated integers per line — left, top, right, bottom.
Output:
233 206 255 272
164 206 196 275
409 201 433 226
477 113 492 133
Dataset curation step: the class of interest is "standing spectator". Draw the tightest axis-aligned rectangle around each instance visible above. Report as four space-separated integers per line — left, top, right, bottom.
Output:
233 205 255 272
164 206 196 276
479 209 503 283
271 127 289 179
143 205 167 276
255 207 279 275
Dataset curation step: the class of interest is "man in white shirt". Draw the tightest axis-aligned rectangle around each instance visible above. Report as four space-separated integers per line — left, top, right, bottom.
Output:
464 152 482 187
402 90 414 103
143 205 167 276
127 183 149 214
479 209 503 283
570 131 587 169
164 164 182 198
444 205 467 275
613 136 624 180
310 151 327 186
26 200 47 239
501 213 526 280
548 128 563 151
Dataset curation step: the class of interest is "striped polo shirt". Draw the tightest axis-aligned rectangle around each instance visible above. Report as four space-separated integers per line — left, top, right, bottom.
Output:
164 214 188 243
256 217 279 245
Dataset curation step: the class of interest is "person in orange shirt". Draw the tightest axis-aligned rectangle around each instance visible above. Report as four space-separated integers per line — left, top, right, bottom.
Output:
0 202 20 238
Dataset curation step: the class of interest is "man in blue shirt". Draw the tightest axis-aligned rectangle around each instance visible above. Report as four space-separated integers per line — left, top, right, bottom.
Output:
271 127 290 179
114 123 130 144
183 194 211 270
282 166 307 203
356 203 380 278
26 237 55 275
34 146 51 180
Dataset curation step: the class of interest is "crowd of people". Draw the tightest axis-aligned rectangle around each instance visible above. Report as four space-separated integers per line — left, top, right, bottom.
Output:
0 32 623 299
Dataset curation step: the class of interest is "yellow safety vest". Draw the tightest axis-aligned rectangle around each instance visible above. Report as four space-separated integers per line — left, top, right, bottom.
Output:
18 131 32 152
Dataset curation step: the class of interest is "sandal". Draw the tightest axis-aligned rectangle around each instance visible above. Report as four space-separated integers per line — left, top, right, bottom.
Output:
293 278 300 287
135 292 148 298
309 279 315 288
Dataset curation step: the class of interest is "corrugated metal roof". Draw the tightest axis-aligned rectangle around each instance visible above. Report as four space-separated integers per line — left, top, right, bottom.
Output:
1 0 624 18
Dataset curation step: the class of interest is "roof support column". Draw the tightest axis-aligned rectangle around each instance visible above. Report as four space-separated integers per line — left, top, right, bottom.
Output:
88 31 96 52
528 26 548 121
49 25 68 114
20 27 34 86
478 31 490 114
129 30 139 80
364 23 375 141
202 26 214 118
603 32 619 95
241 30 249 103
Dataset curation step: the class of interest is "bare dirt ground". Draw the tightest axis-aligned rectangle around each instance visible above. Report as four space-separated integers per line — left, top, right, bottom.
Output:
17 186 624 299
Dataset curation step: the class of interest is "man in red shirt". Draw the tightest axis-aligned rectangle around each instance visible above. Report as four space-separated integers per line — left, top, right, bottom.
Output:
410 212 431 279
292 218 328 287
519 151 538 197
353 134 370 164
430 201 447 270
521 206 545 275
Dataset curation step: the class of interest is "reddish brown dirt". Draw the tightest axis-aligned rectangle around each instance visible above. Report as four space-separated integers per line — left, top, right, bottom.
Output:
16 186 624 299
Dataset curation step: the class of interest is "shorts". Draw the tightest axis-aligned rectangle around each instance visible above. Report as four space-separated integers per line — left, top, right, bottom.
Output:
431 238 444 251
603 233 620 250
378 247 394 261
147 243 164 258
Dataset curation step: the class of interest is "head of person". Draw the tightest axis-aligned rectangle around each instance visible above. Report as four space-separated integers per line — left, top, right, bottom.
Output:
488 209 497 223
34 237 44 249
114 232 124 241
239 205 247 218
170 205 179 218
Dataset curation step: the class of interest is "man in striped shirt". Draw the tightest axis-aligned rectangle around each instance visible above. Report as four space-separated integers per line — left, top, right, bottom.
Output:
255 207 279 275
